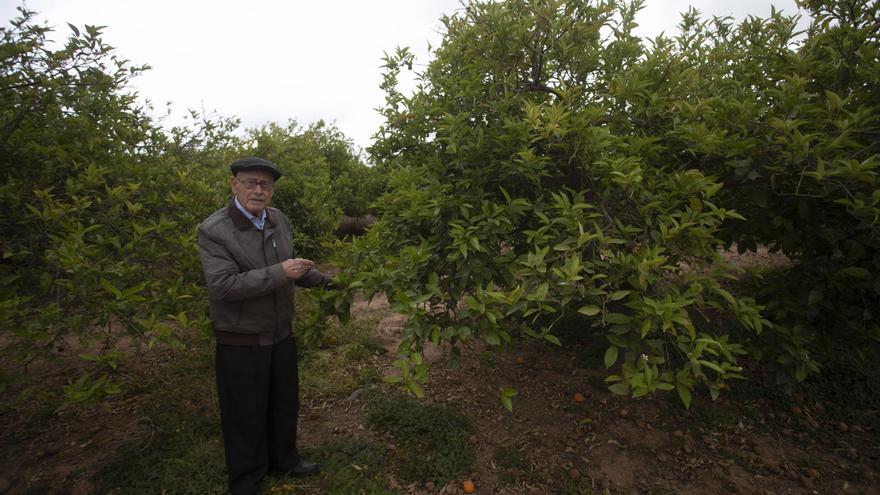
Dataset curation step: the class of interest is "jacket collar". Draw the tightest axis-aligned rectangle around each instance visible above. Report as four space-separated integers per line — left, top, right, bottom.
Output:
227 198 276 231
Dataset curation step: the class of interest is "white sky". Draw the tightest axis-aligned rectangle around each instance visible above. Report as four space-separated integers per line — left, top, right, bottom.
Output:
1 0 807 155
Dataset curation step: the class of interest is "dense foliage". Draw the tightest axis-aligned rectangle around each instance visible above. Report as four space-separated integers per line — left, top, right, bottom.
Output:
242 120 383 255
2 0 877 410
352 0 879 406
0 8 371 405
602 0 880 380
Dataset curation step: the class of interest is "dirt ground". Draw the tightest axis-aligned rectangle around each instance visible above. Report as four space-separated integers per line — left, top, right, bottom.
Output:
0 341 181 495
1 247 878 494
298 294 880 495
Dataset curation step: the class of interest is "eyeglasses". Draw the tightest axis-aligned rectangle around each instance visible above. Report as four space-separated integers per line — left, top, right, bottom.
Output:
235 177 274 191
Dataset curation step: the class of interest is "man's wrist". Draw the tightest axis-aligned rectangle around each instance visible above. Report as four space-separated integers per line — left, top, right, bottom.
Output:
270 262 288 283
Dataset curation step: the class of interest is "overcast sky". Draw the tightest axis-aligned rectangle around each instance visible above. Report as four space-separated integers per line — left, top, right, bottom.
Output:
2 0 808 154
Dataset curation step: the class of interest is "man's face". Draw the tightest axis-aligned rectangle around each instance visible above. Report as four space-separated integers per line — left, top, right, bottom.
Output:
231 169 275 216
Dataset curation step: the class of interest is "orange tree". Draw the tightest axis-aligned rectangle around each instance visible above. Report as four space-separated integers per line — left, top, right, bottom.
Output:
352 0 880 406
0 8 363 405
600 0 879 380
237 120 383 258
351 0 772 408
0 7 232 404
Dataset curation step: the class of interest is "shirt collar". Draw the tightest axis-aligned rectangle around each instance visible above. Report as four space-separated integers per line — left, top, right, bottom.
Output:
233 197 267 230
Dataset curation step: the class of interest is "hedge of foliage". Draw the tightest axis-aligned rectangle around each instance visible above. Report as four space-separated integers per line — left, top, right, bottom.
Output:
349 0 878 406
0 8 376 405
2 0 877 409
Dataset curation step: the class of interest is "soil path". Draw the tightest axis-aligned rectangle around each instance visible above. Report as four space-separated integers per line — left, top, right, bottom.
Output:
297 292 879 495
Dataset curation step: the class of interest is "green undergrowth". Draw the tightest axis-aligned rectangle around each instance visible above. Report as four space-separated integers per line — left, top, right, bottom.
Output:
493 443 545 486
801 349 880 424
94 339 226 494
272 441 396 495
298 313 386 400
493 443 527 471
723 343 880 428
95 413 226 495
366 393 474 484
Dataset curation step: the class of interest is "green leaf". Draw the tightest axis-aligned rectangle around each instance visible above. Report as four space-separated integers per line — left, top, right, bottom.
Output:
484 331 501 346
534 282 549 300
605 313 630 324
407 380 425 397
676 384 692 409
463 295 481 310
500 387 518 412
99 279 122 298
714 288 736 305
578 304 600 316
609 290 631 301
824 90 843 111
808 289 823 306
842 266 871 278
544 333 561 346
604 346 619 368
78 353 99 363
469 236 481 252
608 383 630 396
697 360 725 374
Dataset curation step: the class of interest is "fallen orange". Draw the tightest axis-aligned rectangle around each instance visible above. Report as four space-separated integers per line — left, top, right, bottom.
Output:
463 479 475 493
573 392 585 403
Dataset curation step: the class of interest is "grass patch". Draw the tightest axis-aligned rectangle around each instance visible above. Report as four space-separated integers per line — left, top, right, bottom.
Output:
93 343 227 494
366 393 474 484
493 443 543 486
95 414 226 494
299 316 385 400
493 444 527 470
266 441 396 495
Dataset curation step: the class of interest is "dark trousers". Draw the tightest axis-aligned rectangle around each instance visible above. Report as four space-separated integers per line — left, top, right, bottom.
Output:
215 336 301 495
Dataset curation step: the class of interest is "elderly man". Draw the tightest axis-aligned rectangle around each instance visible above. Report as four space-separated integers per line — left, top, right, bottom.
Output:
198 157 329 495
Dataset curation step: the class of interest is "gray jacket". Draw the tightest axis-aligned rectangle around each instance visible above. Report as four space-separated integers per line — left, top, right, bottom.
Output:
198 199 329 345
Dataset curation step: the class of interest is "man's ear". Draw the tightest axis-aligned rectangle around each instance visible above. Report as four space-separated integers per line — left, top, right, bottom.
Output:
229 175 236 192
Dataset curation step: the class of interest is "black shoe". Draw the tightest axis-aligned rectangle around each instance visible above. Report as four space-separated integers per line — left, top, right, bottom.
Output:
272 461 319 478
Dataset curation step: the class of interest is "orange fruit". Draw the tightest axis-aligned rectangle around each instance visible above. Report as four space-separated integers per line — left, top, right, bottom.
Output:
515 356 525 364
573 392 585 403
463 480 475 493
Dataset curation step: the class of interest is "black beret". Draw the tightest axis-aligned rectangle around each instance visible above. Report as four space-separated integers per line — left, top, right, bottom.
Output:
230 157 282 180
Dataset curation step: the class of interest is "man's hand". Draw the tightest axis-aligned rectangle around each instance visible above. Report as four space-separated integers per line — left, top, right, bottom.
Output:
281 258 315 281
